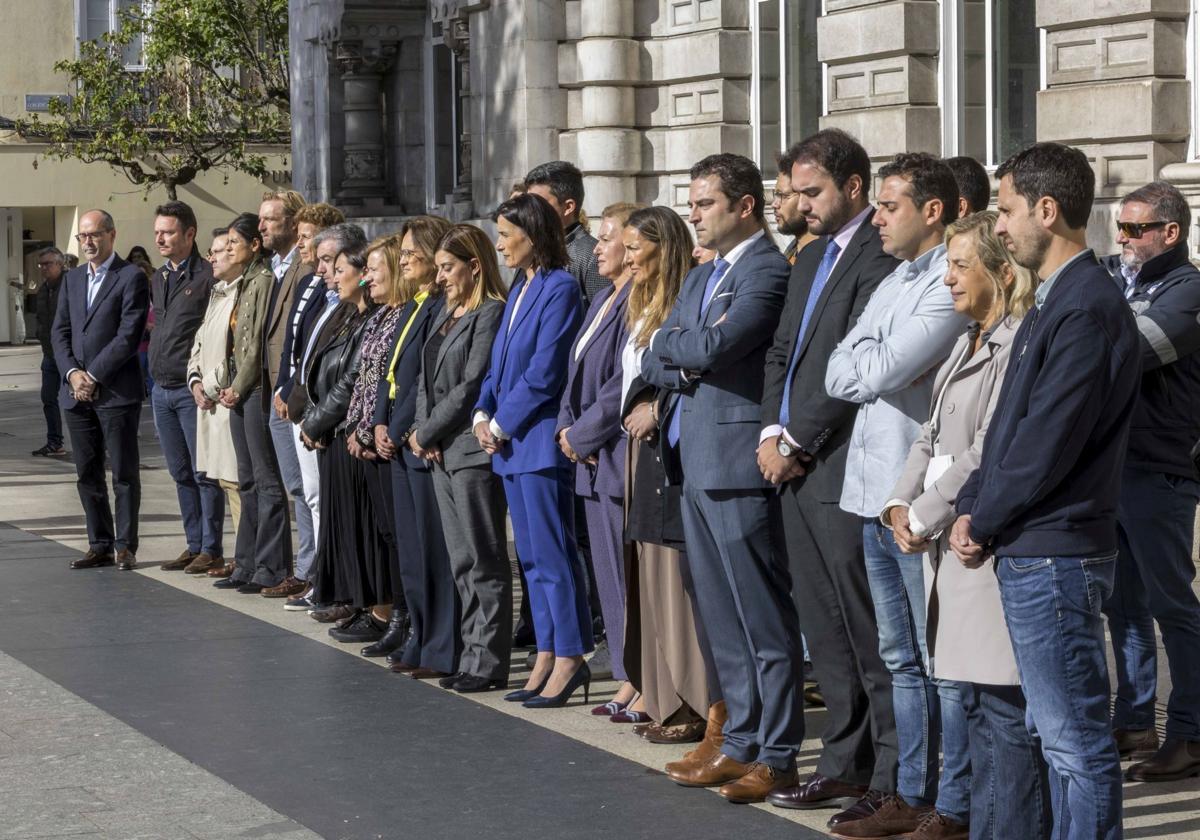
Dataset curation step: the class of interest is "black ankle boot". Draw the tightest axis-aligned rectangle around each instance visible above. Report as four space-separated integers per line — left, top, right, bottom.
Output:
362 611 410 657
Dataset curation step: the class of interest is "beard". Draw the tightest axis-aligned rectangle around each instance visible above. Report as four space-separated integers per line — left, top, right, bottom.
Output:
777 214 808 238
1008 224 1052 272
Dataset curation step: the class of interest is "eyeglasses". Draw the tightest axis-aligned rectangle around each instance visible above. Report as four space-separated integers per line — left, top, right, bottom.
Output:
1117 220 1170 239
774 190 796 201
75 231 111 242
399 249 420 260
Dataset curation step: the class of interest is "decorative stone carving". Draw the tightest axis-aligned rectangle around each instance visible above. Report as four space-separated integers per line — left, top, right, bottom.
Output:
330 36 399 204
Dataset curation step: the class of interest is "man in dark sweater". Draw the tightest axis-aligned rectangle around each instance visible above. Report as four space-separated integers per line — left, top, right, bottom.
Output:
950 143 1139 838
1099 181 1200 783
32 246 66 456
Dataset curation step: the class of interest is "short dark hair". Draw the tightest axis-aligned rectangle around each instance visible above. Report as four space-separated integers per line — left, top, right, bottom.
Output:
154 200 198 234
878 153 960 227
491 193 571 272
944 156 991 214
524 161 585 211
787 129 871 190
995 142 1094 230
1122 180 1191 232
776 148 796 178
690 153 766 221
211 226 228 239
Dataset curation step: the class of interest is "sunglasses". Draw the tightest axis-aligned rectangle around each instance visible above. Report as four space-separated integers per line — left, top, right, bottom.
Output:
1117 220 1170 239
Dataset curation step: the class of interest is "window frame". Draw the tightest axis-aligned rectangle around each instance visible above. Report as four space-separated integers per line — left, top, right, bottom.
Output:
749 0 823 173
75 0 149 71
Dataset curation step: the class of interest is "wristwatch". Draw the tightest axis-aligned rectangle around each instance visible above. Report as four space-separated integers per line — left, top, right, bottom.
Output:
777 436 797 458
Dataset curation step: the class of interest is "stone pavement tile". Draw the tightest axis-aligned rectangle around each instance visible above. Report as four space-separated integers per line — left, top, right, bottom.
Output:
0 786 112 839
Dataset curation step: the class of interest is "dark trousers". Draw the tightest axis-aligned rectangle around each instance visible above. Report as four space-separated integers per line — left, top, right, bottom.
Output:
151 384 224 556
40 355 63 448
680 484 803 770
362 457 398 607
229 389 291 586
64 403 141 554
782 485 897 790
392 457 461 674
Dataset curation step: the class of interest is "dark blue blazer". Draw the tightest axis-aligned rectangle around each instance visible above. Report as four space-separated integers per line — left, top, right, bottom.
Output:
375 294 446 469
556 280 631 499
640 234 789 491
277 273 325 400
475 268 584 477
51 255 149 410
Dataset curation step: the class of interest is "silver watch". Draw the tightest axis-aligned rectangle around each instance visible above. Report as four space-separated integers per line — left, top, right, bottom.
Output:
777 437 796 458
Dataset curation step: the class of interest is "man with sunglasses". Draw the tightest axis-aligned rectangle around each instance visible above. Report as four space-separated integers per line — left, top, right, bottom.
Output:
1099 181 1200 783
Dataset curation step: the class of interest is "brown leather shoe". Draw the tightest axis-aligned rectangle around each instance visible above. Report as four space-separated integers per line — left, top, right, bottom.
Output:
828 790 888 829
161 549 197 571
261 576 306 598
207 561 236 578
115 550 137 571
666 752 751 788
1126 738 1200 782
718 763 800 804
310 604 356 624
767 772 868 811
804 683 825 708
70 549 114 570
909 811 969 840
390 661 420 674
1114 727 1159 759
830 794 930 838
408 668 450 679
680 700 727 762
184 552 222 574
645 719 705 745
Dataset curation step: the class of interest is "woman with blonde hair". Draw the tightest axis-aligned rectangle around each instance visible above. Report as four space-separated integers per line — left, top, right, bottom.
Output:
881 210 1048 839
619 206 719 747
408 224 510 692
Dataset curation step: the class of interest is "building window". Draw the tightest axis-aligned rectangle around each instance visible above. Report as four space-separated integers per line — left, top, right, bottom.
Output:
80 0 146 70
943 0 1038 166
750 0 821 175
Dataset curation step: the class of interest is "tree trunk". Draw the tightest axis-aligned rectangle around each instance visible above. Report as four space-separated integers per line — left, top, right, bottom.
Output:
165 181 178 201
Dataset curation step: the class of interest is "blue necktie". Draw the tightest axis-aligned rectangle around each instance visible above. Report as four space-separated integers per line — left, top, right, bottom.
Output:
779 239 841 426
667 258 732 448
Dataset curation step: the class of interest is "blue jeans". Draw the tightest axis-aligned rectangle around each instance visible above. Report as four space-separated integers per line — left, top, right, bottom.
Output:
269 410 315 581
996 553 1122 840
964 682 1051 839
151 384 223 556
40 354 63 448
1103 467 1200 741
864 520 970 820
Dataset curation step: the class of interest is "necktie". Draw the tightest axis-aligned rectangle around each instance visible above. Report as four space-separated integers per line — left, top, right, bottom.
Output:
779 239 841 427
666 258 732 448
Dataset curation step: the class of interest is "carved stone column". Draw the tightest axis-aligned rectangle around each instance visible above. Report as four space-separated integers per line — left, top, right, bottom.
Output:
333 38 398 206
444 15 473 209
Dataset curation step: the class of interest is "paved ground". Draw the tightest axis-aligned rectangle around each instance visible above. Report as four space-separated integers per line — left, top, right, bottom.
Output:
0 342 1197 840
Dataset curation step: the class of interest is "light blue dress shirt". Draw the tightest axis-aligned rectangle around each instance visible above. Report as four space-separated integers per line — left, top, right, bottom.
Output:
825 242 967 518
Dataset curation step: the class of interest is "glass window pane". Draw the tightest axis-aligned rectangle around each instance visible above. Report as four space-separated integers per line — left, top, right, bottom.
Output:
959 0 988 162
85 0 111 42
993 0 1038 162
784 0 820 147
755 0 781 175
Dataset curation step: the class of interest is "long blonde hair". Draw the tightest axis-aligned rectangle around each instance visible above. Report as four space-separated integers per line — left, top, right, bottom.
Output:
625 207 696 347
944 211 1038 322
435 224 508 311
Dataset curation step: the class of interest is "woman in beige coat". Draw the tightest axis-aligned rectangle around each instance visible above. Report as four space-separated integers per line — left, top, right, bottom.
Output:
882 212 1049 839
186 229 242 572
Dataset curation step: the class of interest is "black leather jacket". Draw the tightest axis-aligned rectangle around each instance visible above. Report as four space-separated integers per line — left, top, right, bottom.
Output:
300 305 370 444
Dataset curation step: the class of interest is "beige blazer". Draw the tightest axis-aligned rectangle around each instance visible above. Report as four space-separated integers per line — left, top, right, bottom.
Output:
186 276 241 483
885 316 1021 685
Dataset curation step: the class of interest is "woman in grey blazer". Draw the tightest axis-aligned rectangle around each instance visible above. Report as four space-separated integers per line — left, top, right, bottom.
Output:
408 224 510 693
881 212 1049 839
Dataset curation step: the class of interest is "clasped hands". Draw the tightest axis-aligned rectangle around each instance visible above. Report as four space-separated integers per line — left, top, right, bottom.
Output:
949 514 989 569
473 420 502 456
556 426 597 465
883 505 930 554
756 435 811 485
68 370 98 402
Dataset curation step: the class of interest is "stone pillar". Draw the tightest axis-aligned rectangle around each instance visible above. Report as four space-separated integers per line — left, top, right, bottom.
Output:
1036 0 1189 249
817 0 942 160
333 38 398 206
443 12 477 217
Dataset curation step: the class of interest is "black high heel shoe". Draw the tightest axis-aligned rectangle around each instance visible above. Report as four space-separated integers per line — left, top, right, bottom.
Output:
503 671 550 703
522 662 591 709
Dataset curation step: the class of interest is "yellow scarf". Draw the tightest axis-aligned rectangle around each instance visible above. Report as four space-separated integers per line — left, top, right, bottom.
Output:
385 290 430 400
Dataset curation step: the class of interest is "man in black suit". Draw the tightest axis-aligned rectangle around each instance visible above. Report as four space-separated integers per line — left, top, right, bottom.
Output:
52 209 150 571
756 129 901 829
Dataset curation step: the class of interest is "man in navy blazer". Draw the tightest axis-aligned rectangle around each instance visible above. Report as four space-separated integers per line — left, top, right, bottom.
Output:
641 154 803 803
52 209 150 570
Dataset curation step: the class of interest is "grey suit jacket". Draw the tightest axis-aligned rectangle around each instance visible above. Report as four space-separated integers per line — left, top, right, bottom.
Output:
413 298 505 471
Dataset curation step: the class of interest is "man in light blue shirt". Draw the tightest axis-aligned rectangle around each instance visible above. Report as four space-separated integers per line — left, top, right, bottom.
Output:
822 153 968 837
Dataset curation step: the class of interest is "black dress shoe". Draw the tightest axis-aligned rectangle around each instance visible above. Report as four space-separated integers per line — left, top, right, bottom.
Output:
1126 739 1200 782
329 612 386 643
439 672 468 689
70 550 114 570
767 772 867 811
236 582 265 594
115 550 137 571
361 611 410 657
213 577 244 589
828 790 888 829
454 674 507 693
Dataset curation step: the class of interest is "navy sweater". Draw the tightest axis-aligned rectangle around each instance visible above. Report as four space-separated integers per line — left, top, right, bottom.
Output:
956 250 1140 557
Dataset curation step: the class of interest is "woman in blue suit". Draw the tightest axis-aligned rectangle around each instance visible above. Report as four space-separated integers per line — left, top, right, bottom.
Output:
473 193 590 707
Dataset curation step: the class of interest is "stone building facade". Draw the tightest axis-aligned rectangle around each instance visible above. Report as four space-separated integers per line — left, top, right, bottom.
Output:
289 0 1200 250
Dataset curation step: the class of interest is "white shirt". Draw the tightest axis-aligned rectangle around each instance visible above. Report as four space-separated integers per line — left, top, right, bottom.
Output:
271 246 298 281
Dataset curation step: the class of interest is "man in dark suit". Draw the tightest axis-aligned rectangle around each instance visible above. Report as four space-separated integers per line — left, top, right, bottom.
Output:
52 209 150 571
32 246 67 457
756 129 901 829
641 153 802 804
